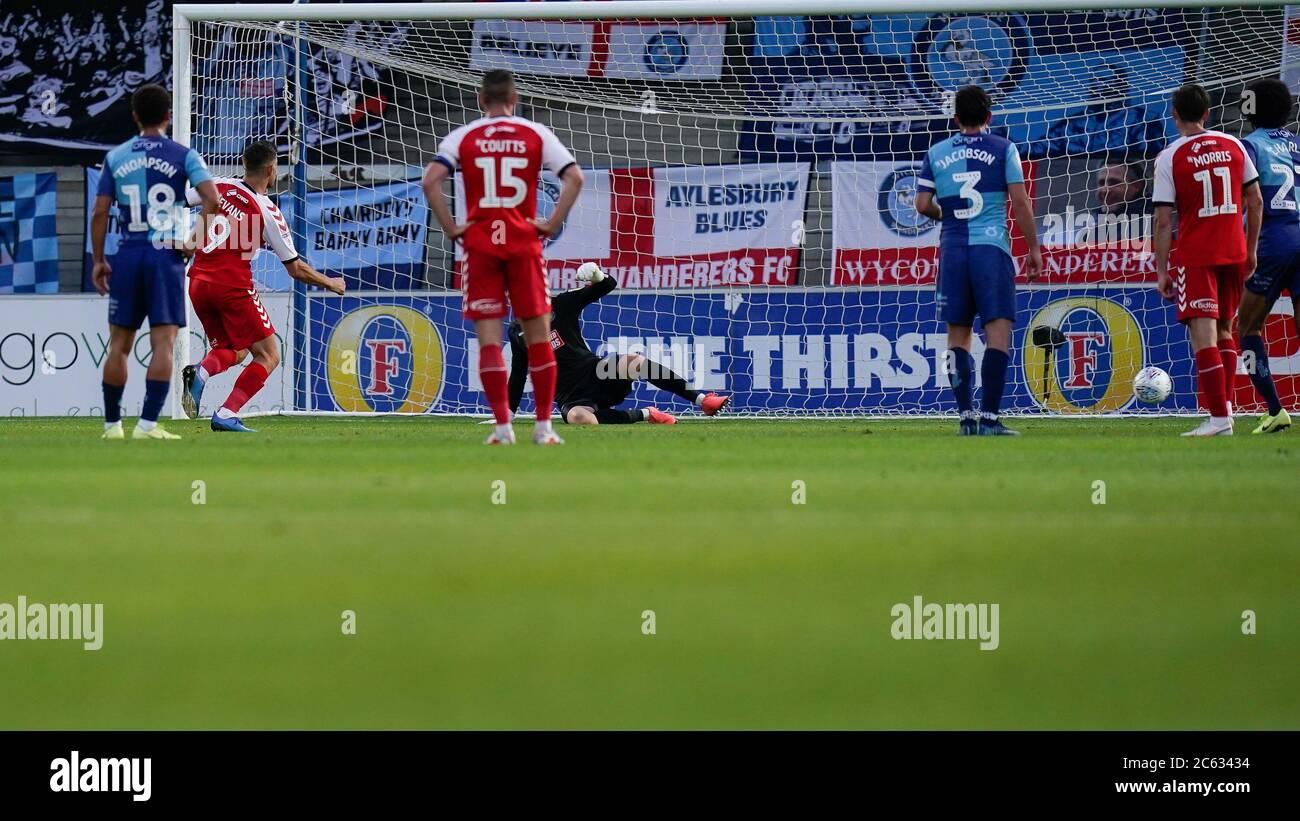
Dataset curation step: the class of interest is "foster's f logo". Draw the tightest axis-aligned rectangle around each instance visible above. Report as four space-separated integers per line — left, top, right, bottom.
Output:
364 339 407 396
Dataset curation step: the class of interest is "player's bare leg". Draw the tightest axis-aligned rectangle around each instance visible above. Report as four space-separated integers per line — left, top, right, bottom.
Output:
212 336 277 433
977 319 1018 436
620 353 726 416
1237 290 1291 433
474 318 517 445
1184 316 1233 436
519 313 563 445
132 324 182 440
101 324 135 440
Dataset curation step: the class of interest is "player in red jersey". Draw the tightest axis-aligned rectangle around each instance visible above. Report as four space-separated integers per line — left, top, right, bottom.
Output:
181 141 345 432
1153 84 1263 437
422 70 585 446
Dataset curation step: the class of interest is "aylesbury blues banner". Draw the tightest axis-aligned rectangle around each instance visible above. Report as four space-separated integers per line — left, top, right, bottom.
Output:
739 12 1185 164
1 172 59 294
469 19 726 80
455 162 809 289
304 286 1300 415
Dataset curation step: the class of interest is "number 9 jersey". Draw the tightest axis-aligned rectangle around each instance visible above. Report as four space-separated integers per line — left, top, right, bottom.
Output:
186 177 299 290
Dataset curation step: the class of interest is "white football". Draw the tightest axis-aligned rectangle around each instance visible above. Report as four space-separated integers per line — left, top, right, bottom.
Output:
1133 366 1172 404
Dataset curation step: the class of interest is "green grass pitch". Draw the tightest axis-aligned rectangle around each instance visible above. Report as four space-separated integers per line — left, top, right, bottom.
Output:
1 416 1297 729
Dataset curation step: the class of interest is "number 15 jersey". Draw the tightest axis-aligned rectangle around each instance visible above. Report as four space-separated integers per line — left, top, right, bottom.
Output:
433 115 577 258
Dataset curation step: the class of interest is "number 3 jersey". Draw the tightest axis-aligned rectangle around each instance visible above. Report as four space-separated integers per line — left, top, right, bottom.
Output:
1153 130 1259 266
186 177 300 290
98 134 213 246
917 131 1025 256
433 115 577 258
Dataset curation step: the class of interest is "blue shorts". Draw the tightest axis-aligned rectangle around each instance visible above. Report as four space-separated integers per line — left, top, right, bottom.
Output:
107 242 187 330
1245 249 1300 304
936 244 1017 326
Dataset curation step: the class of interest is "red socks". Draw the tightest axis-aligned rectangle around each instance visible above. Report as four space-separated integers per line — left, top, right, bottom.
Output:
199 348 238 378
222 362 268 415
478 344 511 425
527 341 556 422
1218 339 1238 410
1194 346 1229 418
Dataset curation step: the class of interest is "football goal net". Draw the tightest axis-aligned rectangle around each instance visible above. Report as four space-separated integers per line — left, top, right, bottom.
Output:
171 0 1300 417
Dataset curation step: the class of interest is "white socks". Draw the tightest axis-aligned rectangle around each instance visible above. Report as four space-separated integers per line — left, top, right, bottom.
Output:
198 366 211 382
534 419 554 434
216 407 237 420
136 419 157 432
693 394 706 407
104 421 120 432
494 423 513 439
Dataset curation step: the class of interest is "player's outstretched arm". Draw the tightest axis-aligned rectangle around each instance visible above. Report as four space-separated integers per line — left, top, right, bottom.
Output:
285 258 345 295
1007 182 1042 281
554 261 616 315
422 162 470 243
532 165 584 238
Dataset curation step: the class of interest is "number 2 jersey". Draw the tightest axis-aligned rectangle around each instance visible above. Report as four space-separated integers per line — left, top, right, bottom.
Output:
186 177 300 290
432 115 577 259
1152 129 1259 266
99 134 213 246
917 131 1025 256
1242 127 1300 260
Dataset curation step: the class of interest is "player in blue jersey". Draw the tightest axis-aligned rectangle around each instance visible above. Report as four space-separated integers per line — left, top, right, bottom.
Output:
1237 77 1298 434
91 84 220 441
914 85 1042 435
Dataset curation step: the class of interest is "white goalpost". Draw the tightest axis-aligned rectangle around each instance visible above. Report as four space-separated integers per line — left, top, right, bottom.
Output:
171 0 1300 419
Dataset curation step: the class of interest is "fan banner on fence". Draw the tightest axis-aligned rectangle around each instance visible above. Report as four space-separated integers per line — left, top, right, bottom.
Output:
739 12 1185 163
304 288 1300 416
0 293 292 417
1 172 59 294
829 160 1156 286
469 19 726 80
0 2 169 156
248 179 430 291
455 163 808 289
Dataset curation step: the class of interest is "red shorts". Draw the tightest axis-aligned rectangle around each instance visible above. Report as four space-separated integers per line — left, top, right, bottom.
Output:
462 250 550 321
1176 262 1245 323
189 278 275 351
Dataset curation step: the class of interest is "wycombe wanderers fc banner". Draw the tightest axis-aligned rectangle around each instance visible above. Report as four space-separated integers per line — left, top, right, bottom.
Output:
454 162 810 289
739 11 1186 163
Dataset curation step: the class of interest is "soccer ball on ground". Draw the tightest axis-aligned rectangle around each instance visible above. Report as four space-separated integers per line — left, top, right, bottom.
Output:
1133 366 1172 404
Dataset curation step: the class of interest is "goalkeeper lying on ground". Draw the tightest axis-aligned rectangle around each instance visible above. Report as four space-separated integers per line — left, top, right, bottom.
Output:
507 263 729 425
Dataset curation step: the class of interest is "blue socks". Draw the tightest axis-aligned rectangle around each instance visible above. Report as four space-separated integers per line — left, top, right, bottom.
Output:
949 347 974 418
102 382 124 424
980 348 1010 422
1241 335 1282 415
141 379 170 423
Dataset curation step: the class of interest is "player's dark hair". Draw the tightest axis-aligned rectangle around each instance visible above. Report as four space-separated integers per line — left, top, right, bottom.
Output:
954 85 992 128
242 141 278 173
1171 84 1211 123
131 84 171 127
1243 77 1293 129
481 70 517 106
